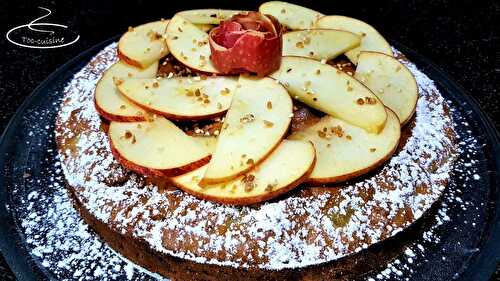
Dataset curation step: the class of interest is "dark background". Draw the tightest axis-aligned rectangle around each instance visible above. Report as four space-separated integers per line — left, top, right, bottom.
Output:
0 0 498 280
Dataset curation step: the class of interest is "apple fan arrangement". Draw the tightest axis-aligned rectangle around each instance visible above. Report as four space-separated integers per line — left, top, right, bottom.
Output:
94 1 418 205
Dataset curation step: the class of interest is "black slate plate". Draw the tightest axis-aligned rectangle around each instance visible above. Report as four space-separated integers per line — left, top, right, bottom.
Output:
0 37 498 281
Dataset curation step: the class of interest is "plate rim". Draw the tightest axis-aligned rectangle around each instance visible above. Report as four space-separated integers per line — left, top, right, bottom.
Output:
0 37 498 281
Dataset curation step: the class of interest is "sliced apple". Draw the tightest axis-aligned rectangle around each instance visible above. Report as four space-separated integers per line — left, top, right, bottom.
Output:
315 15 393 64
117 76 237 120
109 117 211 177
94 61 158 122
194 24 213 33
289 108 400 184
166 15 219 74
200 76 293 185
355 51 418 125
118 20 170 69
283 29 361 61
269 56 387 133
172 140 315 205
192 136 217 153
177 9 245 25
259 1 323 30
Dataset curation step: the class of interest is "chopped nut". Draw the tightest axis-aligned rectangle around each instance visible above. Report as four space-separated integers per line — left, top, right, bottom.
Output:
217 102 223 110
356 98 365 105
263 120 274 127
330 125 344 137
280 8 286 13
265 182 277 191
194 89 201 96
317 130 327 138
266 101 273 109
315 69 321 75
120 105 126 110
295 41 304 48
346 135 352 140
246 158 255 165
178 27 183 32
152 82 159 88
113 77 124 86
240 114 255 123
124 130 133 139
242 174 256 192
220 88 231 95
370 148 377 152
203 99 210 104
365 97 377 104
172 36 178 40
303 37 311 45
347 86 353 92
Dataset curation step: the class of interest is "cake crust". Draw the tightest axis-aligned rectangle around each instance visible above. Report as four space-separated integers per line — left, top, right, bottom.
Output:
55 43 457 279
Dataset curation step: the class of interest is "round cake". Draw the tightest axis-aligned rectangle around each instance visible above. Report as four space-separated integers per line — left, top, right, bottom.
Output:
55 4 457 280
55 43 456 280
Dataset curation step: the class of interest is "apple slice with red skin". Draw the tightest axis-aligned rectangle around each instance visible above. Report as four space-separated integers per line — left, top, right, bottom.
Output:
176 9 246 25
109 117 211 177
269 56 387 133
94 60 158 122
172 140 315 205
283 29 361 61
117 76 237 121
118 20 170 69
315 15 393 64
200 76 293 185
355 51 419 125
289 108 401 184
259 1 323 30
166 15 220 74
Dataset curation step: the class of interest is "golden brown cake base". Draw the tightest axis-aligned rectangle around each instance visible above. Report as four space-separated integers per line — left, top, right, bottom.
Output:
56 43 457 280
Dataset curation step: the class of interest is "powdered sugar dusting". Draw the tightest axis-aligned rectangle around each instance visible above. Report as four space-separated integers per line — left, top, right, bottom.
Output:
50 43 458 271
12 41 489 280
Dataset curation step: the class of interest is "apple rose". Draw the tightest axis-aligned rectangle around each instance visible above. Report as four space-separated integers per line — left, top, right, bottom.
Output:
208 12 282 76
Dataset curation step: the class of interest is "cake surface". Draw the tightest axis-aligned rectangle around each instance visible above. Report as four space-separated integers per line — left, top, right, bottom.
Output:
55 42 456 278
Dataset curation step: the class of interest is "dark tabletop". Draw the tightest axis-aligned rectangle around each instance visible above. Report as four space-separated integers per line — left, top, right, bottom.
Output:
0 0 498 280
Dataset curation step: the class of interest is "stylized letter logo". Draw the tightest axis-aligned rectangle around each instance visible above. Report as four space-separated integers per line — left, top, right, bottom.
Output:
6 7 80 49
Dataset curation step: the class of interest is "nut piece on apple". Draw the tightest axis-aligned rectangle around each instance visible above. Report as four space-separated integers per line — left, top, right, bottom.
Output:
177 9 246 25
117 76 237 120
166 15 220 74
355 51 419 125
172 140 315 205
269 56 387 133
315 15 393 64
109 117 211 177
118 20 170 69
94 61 158 122
289 108 400 184
259 1 323 30
283 29 361 61
200 76 293 185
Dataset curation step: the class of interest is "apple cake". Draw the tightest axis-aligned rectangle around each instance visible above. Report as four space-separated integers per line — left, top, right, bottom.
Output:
55 2 457 280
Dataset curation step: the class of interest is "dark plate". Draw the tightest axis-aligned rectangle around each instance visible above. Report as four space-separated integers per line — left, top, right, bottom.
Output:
0 37 498 281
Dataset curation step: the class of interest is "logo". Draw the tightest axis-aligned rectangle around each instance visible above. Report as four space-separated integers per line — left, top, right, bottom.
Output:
6 7 80 49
